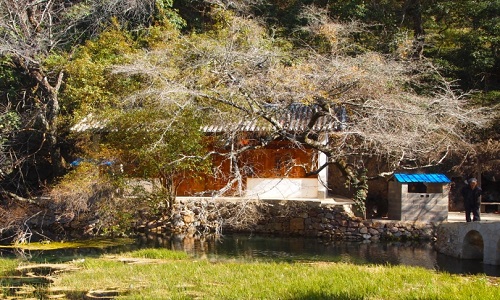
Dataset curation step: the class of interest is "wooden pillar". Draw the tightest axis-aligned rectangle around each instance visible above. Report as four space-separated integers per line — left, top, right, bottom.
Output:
318 133 328 199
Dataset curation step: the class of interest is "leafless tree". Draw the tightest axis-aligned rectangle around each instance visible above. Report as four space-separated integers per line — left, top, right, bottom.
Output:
0 0 68 188
0 0 161 194
0 0 163 241
110 7 492 216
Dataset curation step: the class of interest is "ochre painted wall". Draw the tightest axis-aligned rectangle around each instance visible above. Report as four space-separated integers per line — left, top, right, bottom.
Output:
176 140 317 196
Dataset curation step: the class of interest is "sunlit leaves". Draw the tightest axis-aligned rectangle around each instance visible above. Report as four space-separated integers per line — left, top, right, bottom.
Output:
62 29 140 119
105 105 209 190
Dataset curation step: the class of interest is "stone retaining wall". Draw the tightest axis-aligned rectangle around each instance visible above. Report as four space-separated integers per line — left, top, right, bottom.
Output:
139 199 437 241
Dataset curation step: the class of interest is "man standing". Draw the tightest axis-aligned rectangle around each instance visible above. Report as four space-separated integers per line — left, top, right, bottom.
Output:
461 178 482 222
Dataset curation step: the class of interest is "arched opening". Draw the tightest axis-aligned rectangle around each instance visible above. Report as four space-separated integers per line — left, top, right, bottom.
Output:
462 230 484 260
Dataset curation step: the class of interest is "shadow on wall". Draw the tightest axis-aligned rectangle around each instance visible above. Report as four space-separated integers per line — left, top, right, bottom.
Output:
449 177 464 212
450 175 500 212
462 230 484 260
327 163 390 218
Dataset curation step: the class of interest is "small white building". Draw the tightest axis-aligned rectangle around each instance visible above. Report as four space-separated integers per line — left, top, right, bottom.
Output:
388 173 451 222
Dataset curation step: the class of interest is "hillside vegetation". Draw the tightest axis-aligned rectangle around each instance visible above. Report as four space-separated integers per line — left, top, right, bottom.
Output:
0 0 498 239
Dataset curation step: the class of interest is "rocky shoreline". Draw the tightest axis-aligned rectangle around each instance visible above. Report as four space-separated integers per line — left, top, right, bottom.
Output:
138 199 437 242
1 197 437 244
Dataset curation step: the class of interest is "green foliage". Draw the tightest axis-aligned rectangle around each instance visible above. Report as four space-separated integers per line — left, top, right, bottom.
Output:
61 28 140 121
155 0 187 30
328 0 369 20
471 91 500 107
0 0 191 194
425 1 499 90
0 108 20 176
62 19 185 126
2 0 496 222
105 105 210 200
42 53 68 76
134 21 181 49
0 58 20 93
0 58 32 112
291 0 500 91
0 111 20 144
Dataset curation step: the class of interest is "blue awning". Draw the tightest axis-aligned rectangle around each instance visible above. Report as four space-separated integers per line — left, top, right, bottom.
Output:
394 173 451 183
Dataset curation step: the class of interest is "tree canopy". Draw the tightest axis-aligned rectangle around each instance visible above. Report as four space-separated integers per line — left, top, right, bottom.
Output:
105 7 492 214
0 0 498 220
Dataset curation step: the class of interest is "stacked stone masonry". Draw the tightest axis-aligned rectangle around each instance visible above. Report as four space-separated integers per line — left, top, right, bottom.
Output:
140 199 437 241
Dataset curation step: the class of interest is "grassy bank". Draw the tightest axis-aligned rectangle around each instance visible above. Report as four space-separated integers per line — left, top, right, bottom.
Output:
1 250 499 299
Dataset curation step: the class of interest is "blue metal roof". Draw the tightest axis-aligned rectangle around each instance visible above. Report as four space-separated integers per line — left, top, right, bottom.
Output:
394 173 451 183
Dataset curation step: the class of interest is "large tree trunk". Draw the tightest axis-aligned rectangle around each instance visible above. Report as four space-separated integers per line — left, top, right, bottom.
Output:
335 160 368 219
403 0 425 60
12 56 65 183
32 68 65 177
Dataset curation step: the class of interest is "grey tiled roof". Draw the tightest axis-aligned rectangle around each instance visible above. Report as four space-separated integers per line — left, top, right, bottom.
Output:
70 113 107 133
71 104 347 133
202 103 346 133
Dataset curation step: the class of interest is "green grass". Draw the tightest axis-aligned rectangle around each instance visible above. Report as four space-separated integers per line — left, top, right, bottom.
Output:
0 249 499 299
126 248 190 260
0 258 18 274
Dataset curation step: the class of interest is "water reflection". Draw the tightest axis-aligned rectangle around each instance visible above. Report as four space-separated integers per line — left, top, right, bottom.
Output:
436 253 500 276
2 234 499 277
137 233 500 277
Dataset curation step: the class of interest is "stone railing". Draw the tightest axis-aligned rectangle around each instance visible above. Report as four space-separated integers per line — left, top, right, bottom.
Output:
435 222 500 265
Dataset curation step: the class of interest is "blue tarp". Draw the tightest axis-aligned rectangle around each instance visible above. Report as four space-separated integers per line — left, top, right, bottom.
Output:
70 158 115 167
394 173 451 183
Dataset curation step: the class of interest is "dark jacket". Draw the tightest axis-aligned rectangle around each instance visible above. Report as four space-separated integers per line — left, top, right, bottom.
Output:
461 185 482 207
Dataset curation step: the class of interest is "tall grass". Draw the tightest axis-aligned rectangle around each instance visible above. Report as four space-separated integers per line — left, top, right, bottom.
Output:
0 250 498 299
49 249 499 300
126 248 189 260
0 258 18 274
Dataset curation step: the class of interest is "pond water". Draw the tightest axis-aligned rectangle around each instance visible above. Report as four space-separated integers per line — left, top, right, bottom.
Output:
2 234 500 277
137 234 500 277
